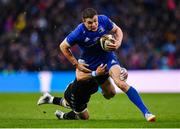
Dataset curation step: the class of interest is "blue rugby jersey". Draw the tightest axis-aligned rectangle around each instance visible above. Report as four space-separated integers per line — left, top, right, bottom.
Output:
66 15 119 71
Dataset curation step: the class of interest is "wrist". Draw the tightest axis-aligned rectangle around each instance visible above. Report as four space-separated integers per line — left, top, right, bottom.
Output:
91 71 97 77
72 62 78 68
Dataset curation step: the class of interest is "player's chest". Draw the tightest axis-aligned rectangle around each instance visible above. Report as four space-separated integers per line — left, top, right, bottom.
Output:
80 28 107 47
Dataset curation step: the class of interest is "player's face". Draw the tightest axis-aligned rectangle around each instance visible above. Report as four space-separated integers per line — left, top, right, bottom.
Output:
83 15 98 31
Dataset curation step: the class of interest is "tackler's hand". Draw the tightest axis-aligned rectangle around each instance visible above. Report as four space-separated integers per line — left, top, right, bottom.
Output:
120 67 128 81
96 64 107 76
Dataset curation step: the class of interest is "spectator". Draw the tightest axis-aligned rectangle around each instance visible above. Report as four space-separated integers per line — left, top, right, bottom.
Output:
0 0 179 71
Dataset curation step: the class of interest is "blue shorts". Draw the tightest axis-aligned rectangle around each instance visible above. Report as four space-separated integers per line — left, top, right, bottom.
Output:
80 52 120 71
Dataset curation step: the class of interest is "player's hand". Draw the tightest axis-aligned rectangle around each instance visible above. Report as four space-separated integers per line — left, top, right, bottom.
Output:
77 62 92 73
96 64 107 76
106 39 119 51
120 67 128 81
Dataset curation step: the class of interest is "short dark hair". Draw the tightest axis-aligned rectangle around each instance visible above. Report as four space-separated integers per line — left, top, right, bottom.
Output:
82 8 97 19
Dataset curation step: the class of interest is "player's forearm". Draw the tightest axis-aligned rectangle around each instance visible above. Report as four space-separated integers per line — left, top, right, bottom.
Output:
111 25 123 49
114 27 123 48
60 43 78 67
76 69 97 81
76 72 92 81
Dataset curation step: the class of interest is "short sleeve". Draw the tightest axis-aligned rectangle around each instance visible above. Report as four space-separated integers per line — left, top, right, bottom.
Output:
66 26 82 46
103 15 114 31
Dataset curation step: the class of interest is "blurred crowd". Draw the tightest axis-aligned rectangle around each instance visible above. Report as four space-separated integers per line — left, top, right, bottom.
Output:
0 0 179 72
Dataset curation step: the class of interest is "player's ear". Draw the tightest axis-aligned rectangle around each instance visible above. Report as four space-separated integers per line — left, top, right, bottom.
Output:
82 18 86 23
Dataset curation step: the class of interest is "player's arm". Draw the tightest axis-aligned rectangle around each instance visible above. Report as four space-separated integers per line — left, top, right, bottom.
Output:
76 64 128 81
109 24 123 50
60 39 91 73
60 39 78 66
76 64 107 81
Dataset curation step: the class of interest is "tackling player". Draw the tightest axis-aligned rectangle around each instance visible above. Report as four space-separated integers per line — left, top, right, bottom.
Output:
37 63 128 120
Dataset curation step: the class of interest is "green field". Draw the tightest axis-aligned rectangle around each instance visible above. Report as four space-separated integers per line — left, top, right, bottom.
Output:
0 93 180 128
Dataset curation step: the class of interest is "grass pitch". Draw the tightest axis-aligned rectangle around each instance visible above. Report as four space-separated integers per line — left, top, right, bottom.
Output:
0 93 180 128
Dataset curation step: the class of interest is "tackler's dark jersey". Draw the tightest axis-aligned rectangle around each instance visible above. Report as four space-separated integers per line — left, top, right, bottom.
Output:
64 74 109 112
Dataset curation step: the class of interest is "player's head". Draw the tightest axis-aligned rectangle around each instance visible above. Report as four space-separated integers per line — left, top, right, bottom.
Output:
82 8 98 31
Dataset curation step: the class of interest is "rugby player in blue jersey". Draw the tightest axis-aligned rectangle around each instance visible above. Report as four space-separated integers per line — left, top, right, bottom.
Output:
38 8 155 121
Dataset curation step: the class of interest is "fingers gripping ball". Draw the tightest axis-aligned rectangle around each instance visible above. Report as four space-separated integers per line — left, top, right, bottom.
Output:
100 34 115 51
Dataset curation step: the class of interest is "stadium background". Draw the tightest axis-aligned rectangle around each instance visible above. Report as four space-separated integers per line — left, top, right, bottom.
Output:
0 0 180 128
0 0 179 92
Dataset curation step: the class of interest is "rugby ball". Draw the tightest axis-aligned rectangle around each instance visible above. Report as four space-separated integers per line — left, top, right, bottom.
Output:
100 34 114 51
